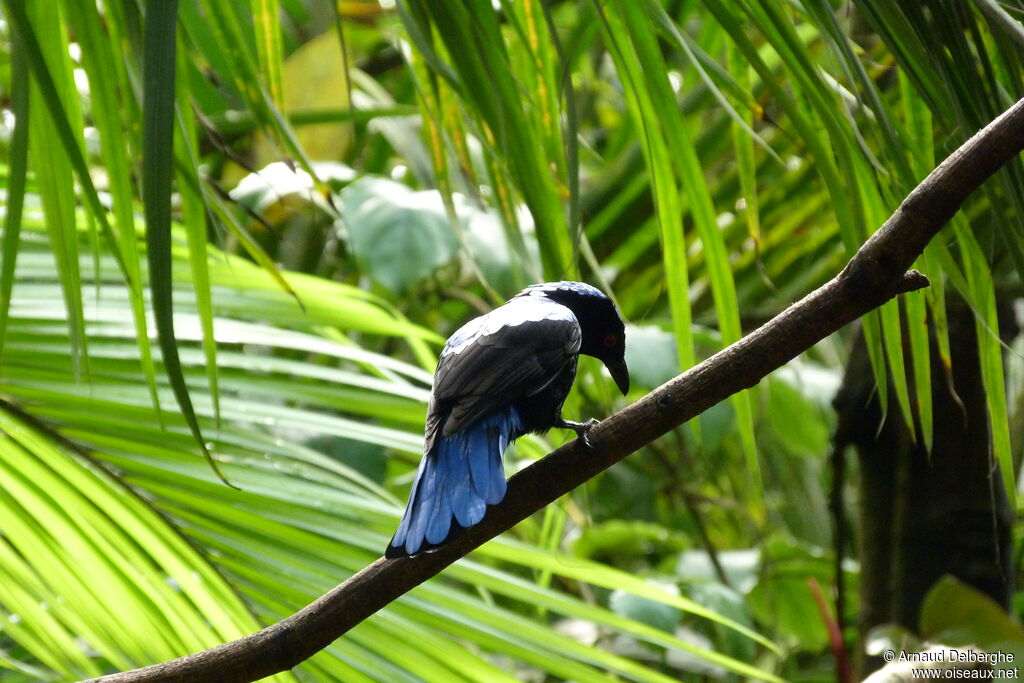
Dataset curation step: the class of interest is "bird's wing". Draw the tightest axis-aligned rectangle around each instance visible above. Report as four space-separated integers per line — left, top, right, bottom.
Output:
427 299 581 442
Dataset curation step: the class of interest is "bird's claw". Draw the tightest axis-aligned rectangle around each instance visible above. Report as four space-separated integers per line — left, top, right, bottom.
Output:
559 417 600 448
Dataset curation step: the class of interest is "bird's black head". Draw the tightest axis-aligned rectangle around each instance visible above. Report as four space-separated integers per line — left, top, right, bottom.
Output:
516 281 629 394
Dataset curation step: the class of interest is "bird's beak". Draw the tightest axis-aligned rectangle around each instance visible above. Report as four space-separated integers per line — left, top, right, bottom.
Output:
606 357 630 395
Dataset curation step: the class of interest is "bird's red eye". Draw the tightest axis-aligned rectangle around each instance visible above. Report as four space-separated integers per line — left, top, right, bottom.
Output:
603 334 618 348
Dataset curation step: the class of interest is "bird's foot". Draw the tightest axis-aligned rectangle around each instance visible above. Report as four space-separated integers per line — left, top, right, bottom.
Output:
558 418 600 448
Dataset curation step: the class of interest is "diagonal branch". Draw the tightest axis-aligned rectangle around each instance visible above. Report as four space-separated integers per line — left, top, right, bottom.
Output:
94 97 1024 683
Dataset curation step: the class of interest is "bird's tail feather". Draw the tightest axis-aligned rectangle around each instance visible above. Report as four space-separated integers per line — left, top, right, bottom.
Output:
387 409 521 558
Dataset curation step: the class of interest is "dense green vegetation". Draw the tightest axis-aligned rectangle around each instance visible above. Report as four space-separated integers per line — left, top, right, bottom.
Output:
1 0 1024 681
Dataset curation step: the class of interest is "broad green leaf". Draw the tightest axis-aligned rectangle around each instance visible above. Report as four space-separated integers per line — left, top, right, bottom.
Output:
610 588 682 635
339 177 458 293
920 576 1024 660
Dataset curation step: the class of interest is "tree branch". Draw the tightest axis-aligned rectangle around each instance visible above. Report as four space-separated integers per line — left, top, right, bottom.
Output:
93 97 1024 683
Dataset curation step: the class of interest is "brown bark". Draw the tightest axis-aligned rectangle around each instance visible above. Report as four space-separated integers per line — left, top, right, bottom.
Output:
836 300 1016 676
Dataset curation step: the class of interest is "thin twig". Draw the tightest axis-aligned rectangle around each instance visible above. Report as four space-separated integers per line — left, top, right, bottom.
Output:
647 439 732 587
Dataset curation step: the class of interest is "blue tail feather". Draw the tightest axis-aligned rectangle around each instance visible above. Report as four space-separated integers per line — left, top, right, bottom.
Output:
482 426 506 504
467 426 491 501
425 449 454 545
400 457 434 553
387 408 521 557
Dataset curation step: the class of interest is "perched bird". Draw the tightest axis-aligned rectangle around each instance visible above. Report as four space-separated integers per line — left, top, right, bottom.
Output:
387 281 629 558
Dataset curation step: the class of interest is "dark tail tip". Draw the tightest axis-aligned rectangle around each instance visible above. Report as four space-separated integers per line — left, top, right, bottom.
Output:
384 521 469 559
385 542 408 559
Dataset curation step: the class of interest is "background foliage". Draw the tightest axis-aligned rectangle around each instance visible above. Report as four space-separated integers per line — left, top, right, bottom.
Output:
1 0 1023 681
